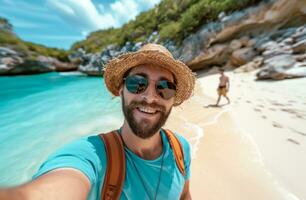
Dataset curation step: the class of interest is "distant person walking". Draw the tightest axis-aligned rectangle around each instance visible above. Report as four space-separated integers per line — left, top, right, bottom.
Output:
215 69 230 106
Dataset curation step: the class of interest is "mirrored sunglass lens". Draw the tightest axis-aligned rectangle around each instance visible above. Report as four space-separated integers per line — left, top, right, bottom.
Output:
125 75 148 94
156 80 176 99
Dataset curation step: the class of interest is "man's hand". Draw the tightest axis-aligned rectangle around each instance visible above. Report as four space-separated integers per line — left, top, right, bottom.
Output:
0 168 90 200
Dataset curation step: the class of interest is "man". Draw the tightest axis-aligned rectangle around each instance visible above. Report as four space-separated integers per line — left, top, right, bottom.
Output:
215 69 230 106
0 44 195 200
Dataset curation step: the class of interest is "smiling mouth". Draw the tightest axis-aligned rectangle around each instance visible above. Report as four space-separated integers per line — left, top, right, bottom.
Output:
136 106 161 114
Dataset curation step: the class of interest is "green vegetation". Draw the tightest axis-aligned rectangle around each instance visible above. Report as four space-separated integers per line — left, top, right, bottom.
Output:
1 0 262 56
71 0 262 53
72 28 123 53
0 17 69 61
0 18 9 25
24 42 69 62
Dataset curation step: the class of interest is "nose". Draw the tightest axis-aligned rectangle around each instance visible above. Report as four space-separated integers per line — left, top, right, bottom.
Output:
142 81 159 103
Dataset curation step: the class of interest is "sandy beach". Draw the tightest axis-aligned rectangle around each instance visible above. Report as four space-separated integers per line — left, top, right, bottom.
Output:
165 70 306 200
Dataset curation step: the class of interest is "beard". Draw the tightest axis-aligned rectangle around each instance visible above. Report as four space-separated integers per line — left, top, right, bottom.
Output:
121 95 172 139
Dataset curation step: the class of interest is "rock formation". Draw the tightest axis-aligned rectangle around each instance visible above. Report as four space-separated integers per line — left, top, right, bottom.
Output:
180 0 306 80
0 18 76 75
2 0 306 80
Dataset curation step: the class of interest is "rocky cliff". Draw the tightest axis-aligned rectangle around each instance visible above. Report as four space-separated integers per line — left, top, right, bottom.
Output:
2 0 306 80
0 17 76 75
183 0 306 80
74 0 306 80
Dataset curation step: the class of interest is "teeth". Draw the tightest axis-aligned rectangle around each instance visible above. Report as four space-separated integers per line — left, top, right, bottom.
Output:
138 106 157 114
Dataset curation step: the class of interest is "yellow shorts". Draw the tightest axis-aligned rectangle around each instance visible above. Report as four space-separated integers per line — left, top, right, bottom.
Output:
218 87 227 96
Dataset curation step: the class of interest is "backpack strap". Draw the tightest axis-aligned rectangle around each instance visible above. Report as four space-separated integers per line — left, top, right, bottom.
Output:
99 129 186 199
163 129 186 177
99 131 126 200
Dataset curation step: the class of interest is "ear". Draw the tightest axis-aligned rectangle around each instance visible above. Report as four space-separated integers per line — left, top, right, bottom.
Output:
119 85 123 96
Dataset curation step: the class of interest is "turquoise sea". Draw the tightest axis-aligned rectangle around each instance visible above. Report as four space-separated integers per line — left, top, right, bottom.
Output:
0 72 123 186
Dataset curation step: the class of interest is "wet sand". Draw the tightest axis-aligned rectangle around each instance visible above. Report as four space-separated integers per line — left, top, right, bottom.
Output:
165 70 306 199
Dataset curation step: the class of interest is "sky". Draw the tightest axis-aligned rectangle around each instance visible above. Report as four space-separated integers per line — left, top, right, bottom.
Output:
0 0 161 49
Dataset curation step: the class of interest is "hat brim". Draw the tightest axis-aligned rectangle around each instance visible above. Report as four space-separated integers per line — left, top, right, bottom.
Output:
104 50 195 106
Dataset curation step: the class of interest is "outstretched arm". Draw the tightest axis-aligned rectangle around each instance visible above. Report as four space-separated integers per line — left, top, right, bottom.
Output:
0 168 90 200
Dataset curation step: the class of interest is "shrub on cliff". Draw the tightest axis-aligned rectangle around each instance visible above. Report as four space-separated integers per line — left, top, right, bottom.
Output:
71 0 262 53
0 17 69 61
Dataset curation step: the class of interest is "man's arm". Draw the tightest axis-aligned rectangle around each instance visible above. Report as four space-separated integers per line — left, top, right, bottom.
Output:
226 77 230 91
180 180 191 200
0 168 90 200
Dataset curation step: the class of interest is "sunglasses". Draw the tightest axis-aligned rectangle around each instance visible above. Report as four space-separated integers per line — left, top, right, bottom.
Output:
124 74 176 100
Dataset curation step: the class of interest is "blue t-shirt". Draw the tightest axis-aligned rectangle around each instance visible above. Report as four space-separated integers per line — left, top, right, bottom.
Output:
33 130 191 200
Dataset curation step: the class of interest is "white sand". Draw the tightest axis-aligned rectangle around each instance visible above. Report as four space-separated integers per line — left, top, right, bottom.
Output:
166 70 306 199
200 71 306 199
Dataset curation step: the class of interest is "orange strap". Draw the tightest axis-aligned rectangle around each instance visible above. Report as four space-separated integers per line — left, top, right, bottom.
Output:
99 129 185 199
99 131 126 200
163 129 186 177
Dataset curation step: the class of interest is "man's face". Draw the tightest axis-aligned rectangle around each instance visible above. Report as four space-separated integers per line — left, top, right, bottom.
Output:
120 64 175 139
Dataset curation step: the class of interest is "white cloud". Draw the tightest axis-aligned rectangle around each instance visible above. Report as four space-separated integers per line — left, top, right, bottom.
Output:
97 4 105 13
110 0 139 21
1 0 50 13
108 0 161 25
46 0 161 35
51 2 75 16
81 31 89 37
0 1 60 22
138 0 160 10
14 21 45 28
47 0 118 32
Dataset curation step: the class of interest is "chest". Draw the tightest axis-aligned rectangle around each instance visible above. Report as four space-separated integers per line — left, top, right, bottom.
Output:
119 152 185 200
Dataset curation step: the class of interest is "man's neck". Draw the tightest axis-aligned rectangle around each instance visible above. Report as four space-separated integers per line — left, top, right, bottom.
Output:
120 122 163 160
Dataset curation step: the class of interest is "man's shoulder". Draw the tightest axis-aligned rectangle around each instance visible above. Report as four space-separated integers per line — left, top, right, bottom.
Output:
62 135 103 149
33 134 106 184
46 135 106 162
174 132 190 146
163 129 190 150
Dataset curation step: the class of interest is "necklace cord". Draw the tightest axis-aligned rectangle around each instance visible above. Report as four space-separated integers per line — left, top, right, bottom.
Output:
118 132 164 200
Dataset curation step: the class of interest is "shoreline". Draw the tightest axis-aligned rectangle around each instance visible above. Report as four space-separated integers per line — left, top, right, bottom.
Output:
166 70 306 199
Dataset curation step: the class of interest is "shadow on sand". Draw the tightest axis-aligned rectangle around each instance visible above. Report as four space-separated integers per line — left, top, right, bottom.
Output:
204 103 229 108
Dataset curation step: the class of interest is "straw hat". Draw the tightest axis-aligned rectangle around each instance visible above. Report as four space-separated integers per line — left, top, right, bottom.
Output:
104 43 195 106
